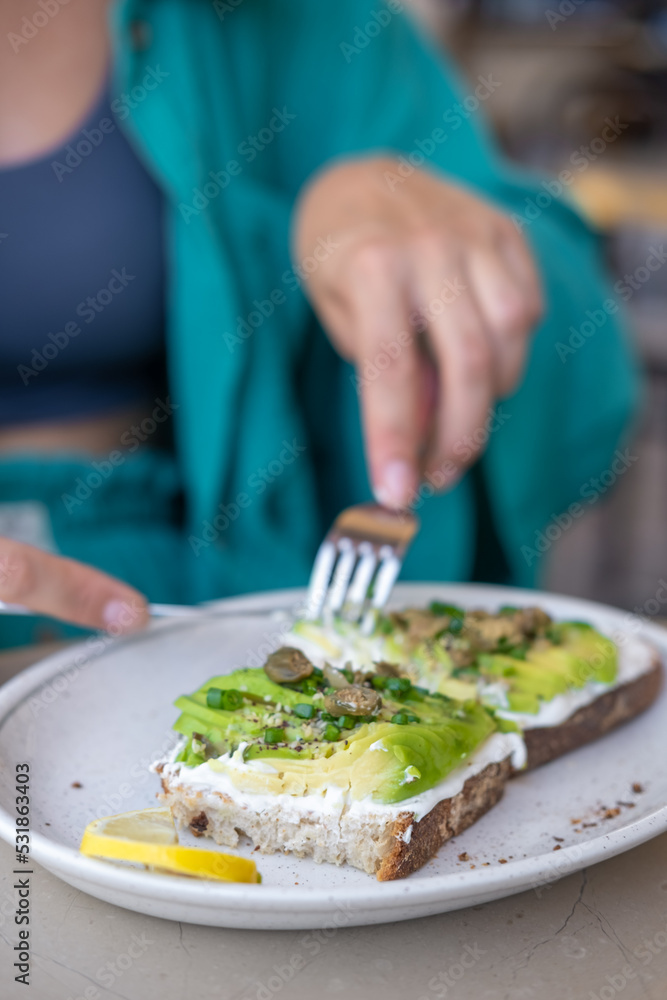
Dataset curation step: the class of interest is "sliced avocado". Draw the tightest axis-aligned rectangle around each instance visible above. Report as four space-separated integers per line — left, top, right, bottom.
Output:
556 623 617 685
436 677 478 701
347 703 495 804
230 706 495 806
524 646 584 686
506 690 540 714
170 659 499 805
199 668 315 708
478 653 568 701
174 695 239 731
243 744 317 761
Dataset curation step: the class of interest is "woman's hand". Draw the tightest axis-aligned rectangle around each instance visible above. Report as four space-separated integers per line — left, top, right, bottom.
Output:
293 157 543 507
0 538 149 633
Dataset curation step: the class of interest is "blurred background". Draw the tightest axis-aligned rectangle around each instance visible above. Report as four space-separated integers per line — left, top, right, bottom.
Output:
412 0 667 615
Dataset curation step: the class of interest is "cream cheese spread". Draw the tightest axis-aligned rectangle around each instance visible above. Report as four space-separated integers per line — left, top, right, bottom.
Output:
155 730 526 824
493 634 655 729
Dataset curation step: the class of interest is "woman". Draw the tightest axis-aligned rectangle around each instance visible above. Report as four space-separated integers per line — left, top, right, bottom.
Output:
0 0 637 644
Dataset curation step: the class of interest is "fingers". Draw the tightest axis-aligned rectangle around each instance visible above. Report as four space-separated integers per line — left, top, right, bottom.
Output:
499 224 544 324
413 247 495 483
345 243 421 508
465 243 533 397
0 539 149 634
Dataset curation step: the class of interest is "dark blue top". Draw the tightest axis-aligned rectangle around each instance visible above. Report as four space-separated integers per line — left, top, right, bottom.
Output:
0 82 165 423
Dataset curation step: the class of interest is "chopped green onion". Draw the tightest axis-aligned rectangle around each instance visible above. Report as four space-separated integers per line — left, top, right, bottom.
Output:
386 676 412 695
429 601 465 619
377 616 394 635
206 688 243 711
293 703 315 720
263 727 284 744
206 687 223 709
370 675 388 691
339 715 356 730
322 724 340 742
310 666 323 679
221 689 243 710
391 711 419 725
319 711 336 722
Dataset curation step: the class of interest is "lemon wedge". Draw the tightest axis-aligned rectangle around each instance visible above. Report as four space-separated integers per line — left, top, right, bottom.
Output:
80 807 260 883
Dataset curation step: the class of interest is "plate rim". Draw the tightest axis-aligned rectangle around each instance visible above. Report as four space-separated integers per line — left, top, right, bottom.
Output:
0 582 665 915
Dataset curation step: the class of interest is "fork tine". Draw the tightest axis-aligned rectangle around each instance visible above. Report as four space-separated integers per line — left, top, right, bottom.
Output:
370 544 402 610
358 545 402 634
304 539 338 619
325 538 357 613
343 541 377 616
304 503 419 624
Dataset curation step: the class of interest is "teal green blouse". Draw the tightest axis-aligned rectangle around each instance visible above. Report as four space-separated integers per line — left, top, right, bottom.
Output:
100 0 637 599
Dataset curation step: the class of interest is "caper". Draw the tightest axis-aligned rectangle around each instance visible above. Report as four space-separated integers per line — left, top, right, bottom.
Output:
263 647 314 684
373 661 402 678
323 662 349 690
323 685 381 717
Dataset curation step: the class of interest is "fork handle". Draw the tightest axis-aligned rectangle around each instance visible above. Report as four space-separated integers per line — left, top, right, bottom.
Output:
0 600 292 620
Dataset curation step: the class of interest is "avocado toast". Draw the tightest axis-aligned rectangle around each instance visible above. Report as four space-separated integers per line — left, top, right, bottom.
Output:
154 652 524 879
286 604 662 770
154 604 661 880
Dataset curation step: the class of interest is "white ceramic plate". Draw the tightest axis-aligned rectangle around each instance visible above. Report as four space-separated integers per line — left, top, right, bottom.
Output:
0 583 665 929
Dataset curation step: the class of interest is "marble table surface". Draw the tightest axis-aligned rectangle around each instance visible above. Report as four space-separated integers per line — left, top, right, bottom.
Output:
1 644 666 1000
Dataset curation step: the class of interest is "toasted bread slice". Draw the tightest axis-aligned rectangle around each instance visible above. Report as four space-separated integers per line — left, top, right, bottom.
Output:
155 610 663 881
156 755 512 881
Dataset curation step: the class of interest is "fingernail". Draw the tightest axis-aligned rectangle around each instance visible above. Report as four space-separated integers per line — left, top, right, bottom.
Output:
103 598 146 635
374 460 415 509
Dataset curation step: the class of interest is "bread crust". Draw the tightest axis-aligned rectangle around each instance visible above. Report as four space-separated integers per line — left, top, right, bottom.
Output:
376 757 512 881
518 656 663 772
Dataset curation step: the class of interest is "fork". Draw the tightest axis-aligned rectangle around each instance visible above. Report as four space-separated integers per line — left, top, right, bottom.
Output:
303 502 419 626
0 503 418 626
